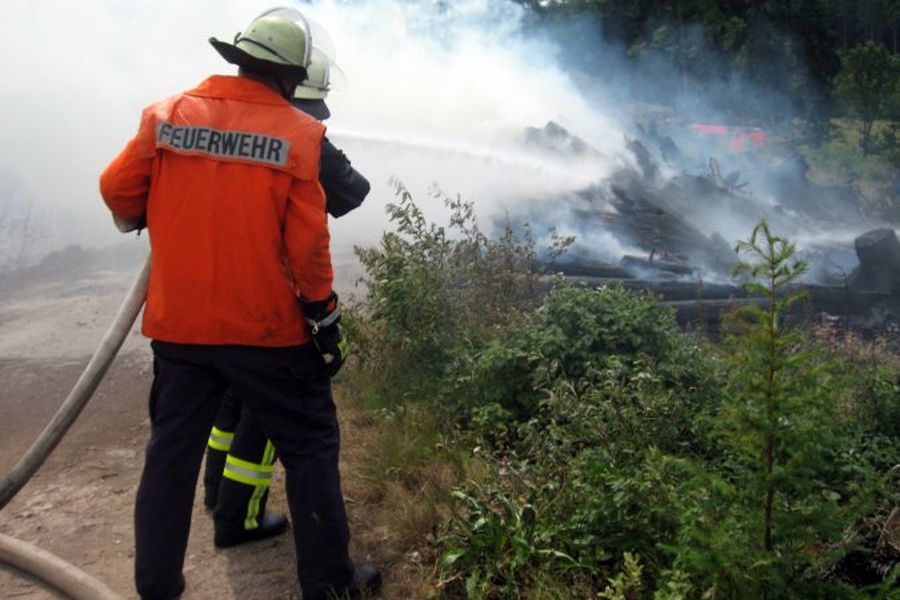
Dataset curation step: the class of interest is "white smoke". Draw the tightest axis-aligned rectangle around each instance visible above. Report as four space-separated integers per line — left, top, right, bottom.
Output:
0 0 627 267
299 0 627 248
3 0 877 282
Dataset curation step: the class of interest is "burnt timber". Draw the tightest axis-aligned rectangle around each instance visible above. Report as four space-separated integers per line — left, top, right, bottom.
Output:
522 121 900 338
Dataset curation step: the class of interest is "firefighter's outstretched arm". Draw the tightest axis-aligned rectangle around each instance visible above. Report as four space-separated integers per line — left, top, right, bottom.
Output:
321 138 370 218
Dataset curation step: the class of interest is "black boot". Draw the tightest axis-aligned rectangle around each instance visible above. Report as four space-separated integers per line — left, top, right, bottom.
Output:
140 573 185 600
213 512 289 548
326 565 383 599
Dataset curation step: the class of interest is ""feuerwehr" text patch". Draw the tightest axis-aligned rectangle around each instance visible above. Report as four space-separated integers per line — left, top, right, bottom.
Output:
155 121 290 167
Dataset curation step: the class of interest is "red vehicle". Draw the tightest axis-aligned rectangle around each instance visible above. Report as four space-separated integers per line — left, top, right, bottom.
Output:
690 123 766 153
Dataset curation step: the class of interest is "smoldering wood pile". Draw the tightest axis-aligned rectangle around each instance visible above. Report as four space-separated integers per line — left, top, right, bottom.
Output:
522 121 900 337
561 273 897 337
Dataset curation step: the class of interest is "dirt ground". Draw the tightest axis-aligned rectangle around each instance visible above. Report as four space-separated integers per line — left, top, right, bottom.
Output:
0 246 403 599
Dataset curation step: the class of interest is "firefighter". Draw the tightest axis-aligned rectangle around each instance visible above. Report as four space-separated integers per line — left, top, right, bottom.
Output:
99 8 380 600
202 46 371 547
293 46 371 218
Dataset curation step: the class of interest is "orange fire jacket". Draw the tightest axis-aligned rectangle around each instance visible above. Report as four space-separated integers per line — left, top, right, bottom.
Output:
100 75 331 346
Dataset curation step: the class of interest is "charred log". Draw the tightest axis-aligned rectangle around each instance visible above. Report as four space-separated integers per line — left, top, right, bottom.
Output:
544 272 898 339
552 259 632 279
849 228 900 295
620 254 694 276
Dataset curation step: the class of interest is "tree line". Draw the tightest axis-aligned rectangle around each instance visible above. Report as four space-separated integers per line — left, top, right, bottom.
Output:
515 0 900 155
519 1 900 57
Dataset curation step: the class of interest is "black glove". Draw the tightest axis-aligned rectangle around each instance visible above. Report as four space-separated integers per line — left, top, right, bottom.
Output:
301 291 348 377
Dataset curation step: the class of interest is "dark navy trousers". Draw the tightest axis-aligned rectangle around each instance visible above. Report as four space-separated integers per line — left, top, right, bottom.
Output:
134 341 353 600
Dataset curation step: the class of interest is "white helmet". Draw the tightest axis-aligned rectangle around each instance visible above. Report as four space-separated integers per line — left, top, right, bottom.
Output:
294 47 347 100
209 7 317 77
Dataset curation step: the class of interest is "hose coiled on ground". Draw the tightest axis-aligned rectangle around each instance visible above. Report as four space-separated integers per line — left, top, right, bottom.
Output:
0 253 150 599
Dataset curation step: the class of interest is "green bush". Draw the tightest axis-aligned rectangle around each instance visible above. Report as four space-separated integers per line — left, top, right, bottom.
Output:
347 194 897 599
439 285 721 597
464 284 714 429
347 181 567 405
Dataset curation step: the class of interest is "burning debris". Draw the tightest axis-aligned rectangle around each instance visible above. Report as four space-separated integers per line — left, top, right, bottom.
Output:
524 121 601 158
515 120 900 337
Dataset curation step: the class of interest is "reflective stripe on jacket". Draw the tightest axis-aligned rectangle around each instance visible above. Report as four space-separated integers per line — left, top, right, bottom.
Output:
100 75 331 346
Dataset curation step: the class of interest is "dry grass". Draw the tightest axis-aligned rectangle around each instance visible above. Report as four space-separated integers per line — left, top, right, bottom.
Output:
336 386 470 599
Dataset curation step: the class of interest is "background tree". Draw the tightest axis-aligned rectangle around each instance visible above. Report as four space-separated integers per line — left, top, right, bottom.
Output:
835 41 900 155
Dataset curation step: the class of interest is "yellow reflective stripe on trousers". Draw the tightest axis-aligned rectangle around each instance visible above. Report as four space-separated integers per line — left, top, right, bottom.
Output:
207 426 234 452
221 442 277 530
222 454 274 487
242 441 277 530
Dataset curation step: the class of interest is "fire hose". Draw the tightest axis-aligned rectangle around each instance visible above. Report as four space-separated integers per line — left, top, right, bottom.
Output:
0 253 150 600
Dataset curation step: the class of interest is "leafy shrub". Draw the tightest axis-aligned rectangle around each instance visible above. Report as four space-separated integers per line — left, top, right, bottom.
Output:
439 287 720 597
813 322 900 441
439 438 696 598
347 181 567 404
441 482 580 599
464 284 715 429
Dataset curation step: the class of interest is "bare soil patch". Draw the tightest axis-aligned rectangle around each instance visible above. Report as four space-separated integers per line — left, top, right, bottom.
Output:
0 246 404 599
